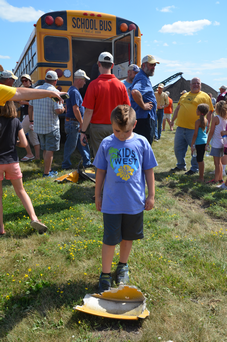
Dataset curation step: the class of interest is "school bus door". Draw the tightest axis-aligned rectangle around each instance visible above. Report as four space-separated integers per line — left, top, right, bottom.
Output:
112 30 135 80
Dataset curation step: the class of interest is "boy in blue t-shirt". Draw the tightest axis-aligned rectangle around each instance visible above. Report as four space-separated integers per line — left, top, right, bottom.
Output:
94 104 158 292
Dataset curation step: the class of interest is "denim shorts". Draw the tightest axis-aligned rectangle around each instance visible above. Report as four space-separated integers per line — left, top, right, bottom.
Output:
0 163 22 180
103 212 144 246
38 128 60 151
210 146 224 157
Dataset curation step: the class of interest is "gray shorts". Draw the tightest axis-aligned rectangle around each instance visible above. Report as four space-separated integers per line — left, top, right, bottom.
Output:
103 212 144 246
38 128 60 151
163 113 171 119
210 146 224 157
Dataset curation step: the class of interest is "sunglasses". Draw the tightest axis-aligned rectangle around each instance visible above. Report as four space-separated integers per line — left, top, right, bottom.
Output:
21 79 29 83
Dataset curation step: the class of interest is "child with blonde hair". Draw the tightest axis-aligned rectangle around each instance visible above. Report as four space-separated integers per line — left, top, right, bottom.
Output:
206 100 227 184
0 101 48 235
191 103 209 182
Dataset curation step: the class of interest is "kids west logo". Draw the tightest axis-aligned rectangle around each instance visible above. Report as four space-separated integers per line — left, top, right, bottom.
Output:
109 147 139 181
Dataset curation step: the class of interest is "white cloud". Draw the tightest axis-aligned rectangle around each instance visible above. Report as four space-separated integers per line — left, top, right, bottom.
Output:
163 43 168 46
197 40 202 44
0 0 44 22
155 56 227 77
159 19 211 35
172 41 177 44
0 55 10 59
160 6 175 13
201 58 227 70
213 21 220 26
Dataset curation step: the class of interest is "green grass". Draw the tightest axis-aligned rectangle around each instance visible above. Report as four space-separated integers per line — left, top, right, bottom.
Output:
0 128 227 342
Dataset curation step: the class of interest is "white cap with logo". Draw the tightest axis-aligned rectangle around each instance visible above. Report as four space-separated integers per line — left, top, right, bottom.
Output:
98 52 114 64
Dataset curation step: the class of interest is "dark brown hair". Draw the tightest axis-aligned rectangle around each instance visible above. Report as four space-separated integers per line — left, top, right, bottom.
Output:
111 105 136 128
0 101 17 118
197 103 209 131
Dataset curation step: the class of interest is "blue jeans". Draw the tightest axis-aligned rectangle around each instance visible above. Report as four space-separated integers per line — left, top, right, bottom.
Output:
174 127 198 172
154 109 164 139
62 120 91 169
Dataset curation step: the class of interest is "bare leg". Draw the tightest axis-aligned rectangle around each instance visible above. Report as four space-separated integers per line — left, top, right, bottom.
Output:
34 144 40 160
102 243 115 273
221 154 227 174
167 118 172 130
162 119 166 131
0 181 5 234
214 156 222 182
198 161 204 182
119 240 133 263
43 150 53 174
10 178 37 222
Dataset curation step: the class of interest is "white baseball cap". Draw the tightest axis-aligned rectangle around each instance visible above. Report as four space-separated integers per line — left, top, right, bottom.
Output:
74 69 90 80
45 70 58 80
1 70 18 80
98 52 114 64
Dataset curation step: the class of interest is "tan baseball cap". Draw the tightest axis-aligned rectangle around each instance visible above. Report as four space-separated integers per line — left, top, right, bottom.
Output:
142 55 160 64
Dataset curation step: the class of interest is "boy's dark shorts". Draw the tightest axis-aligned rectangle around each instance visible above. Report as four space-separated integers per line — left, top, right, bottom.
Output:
103 212 144 246
196 144 206 163
224 147 227 155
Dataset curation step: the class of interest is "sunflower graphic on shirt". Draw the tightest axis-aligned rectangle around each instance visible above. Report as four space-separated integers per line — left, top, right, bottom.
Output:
109 147 139 181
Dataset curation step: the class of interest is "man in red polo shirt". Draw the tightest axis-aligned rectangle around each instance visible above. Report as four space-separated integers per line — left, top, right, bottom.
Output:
80 52 130 157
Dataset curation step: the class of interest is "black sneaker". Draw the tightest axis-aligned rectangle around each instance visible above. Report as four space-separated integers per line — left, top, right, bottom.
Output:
171 166 187 172
185 170 196 176
115 264 129 285
98 273 112 293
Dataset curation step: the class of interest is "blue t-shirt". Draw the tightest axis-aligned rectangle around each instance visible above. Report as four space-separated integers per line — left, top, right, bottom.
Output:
94 133 158 214
129 69 157 120
122 79 131 90
195 126 207 145
66 86 84 119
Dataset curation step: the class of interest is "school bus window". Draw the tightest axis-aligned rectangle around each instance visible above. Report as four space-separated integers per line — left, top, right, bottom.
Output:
31 40 36 56
114 35 131 65
44 36 69 62
32 54 37 68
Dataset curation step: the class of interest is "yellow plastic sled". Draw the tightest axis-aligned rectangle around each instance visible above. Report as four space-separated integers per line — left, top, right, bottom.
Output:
74 285 150 320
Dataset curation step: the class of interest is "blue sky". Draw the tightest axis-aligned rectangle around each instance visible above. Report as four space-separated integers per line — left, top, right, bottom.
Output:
0 0 226 92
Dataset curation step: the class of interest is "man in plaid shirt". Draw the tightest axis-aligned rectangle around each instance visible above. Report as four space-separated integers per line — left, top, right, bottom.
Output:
29 71 65 177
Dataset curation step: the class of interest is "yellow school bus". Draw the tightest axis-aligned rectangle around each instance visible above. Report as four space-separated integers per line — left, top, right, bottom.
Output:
13 10 141 91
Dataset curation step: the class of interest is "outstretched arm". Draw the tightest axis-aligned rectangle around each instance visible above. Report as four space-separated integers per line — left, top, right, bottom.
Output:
11 87 66 103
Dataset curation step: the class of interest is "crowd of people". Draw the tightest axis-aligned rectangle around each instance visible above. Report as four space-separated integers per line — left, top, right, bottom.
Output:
0 53 227 293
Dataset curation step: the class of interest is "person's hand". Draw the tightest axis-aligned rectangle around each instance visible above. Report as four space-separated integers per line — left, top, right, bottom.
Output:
170 120 174 127
29 123 34 131
95 195 102 211
80 132 87 146
49 92 67 104
143 102 153 111
144 195 154 211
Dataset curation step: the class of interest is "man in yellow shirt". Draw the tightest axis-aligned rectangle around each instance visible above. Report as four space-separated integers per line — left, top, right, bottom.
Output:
154 83 169 141
170 77 214 175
